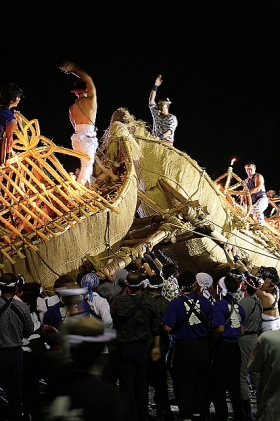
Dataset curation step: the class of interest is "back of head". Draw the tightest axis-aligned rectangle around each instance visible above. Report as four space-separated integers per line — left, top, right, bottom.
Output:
54 274 75 290
66 318 116 369
71 78 87 93
224 275 239 294
0 273 19 294
162 262 178 279
20 283 41 312
81 272 99 291
126 271 143 289
177 270 196 292
148 275 164 289
0 83 23 105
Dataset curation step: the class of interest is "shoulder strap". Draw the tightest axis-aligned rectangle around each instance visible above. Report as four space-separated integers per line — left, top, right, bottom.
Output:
0 298 25 324
0 297 13 317
181 295 209 327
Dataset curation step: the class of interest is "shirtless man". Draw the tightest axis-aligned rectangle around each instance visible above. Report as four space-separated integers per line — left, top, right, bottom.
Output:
59 61 98 186
0 83 23 166
244 161 268 226
255 266 280 332
149 75 178 145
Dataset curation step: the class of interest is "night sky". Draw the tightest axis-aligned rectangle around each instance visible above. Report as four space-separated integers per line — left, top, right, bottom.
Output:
1 0 280 191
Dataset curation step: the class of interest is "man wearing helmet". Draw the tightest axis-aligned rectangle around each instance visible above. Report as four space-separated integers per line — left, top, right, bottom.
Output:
59 61 98 186
149 75 178 144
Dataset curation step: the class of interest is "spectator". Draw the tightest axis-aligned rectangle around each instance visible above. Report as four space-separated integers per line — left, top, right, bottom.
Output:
0 273 33 421
248 330 280 421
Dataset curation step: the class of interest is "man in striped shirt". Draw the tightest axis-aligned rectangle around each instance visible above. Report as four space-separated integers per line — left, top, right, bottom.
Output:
149 75 178 145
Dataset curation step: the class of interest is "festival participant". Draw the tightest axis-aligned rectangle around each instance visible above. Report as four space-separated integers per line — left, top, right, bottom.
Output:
255 266 280 332
248 329 280 421
146 275 173 421
0 273 33 421
238 276 262 421
210 275 246 421
149 75 178 145
81 273 113 328
111 271 161 421
43 318 124 421
243 161 268 226
161 262 180 302
0 83 23 166
162 271 213 421
59 61 98 186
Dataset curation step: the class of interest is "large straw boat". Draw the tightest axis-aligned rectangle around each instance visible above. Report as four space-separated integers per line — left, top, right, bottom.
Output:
1 109 279 289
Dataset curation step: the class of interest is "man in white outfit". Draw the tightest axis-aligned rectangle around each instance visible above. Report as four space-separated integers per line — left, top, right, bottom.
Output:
59 61 98 186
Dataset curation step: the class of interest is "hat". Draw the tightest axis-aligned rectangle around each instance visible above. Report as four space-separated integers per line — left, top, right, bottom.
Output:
196 272 213 289
81 273 99 291
158 98 172 105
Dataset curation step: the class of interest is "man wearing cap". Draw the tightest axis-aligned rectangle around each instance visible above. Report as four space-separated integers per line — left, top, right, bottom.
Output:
59 61 98 186
243 161 268 226
111 271 161 421
0 83 23 166
162 271 213 421
0 273 33 421
149 75 178 145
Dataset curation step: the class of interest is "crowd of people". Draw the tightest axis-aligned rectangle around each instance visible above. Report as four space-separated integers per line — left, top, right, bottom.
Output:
0 250 280 421
0 62 278 421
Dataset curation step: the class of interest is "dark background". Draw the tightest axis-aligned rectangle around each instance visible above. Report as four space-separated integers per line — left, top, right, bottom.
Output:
1 0 280 190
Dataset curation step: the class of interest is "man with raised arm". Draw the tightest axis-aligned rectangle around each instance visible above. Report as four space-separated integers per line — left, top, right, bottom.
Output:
59 61 98 186
149 75 178 145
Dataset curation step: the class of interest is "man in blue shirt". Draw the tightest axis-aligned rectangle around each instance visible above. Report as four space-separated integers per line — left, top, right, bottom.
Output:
210 275 246 421
162 271 213 421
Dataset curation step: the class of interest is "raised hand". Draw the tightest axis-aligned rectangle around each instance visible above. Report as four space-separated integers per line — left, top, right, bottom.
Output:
154 74 163 86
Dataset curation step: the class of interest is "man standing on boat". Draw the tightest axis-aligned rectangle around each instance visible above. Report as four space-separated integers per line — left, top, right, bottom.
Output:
59 61 98 186
0 83 23 166
149 75 178 145
243 161 268 226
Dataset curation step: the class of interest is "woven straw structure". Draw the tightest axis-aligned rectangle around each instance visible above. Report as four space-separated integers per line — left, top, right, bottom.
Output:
130 116 280 272
0 113 138 290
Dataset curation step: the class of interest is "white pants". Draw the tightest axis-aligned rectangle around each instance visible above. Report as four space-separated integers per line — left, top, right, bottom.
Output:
261 313 280 332
251 196 268 226
71 124 98 185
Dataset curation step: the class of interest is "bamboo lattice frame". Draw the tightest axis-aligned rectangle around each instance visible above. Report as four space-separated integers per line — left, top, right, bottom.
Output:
0 114 118 266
